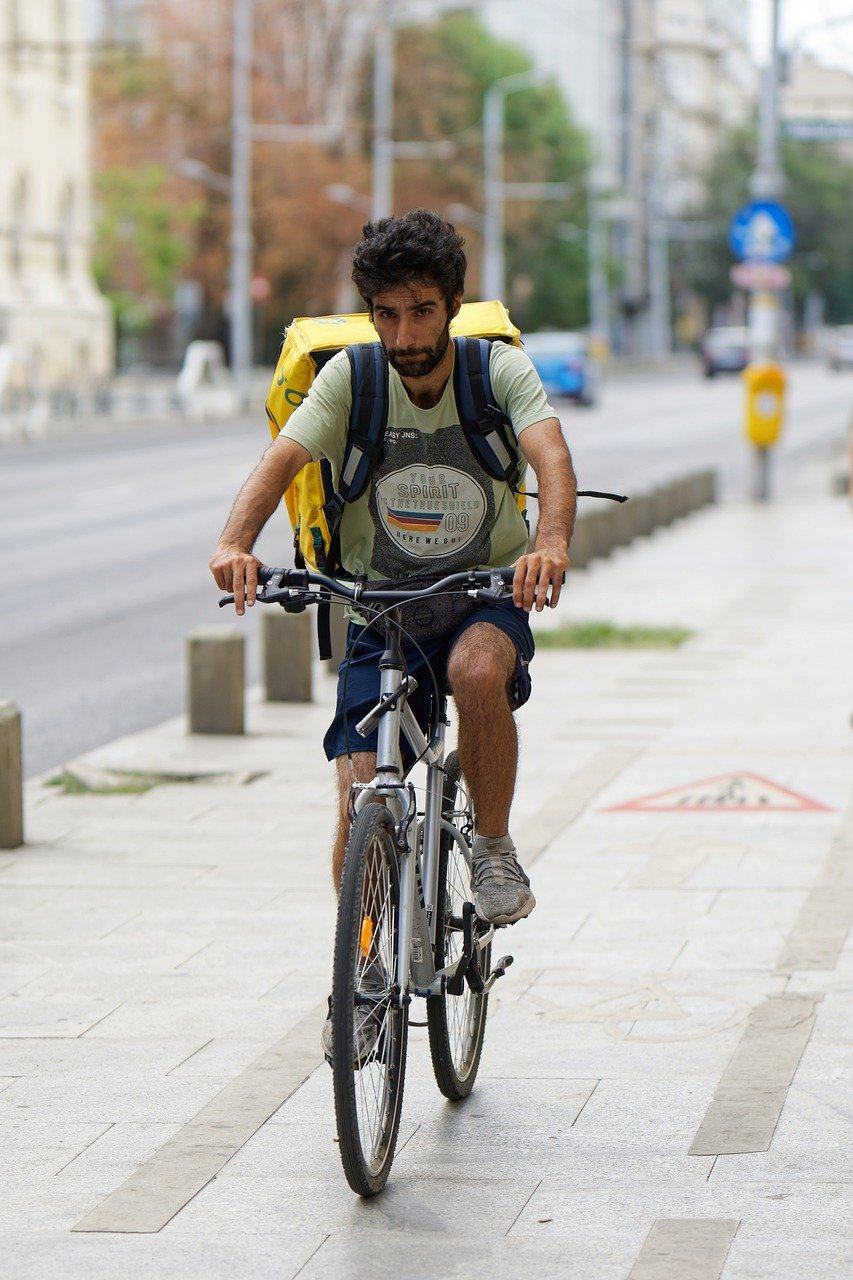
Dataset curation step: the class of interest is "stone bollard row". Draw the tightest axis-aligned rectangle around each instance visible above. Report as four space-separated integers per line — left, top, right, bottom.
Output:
187 627 245 735
0 701 24 849
569 468 717 572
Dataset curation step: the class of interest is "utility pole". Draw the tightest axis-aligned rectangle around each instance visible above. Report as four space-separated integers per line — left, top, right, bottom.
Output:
646 66 672 362
587 191 609 351
482 70 540 301
230 0 253 409
749 0 783 500
372 4 394 220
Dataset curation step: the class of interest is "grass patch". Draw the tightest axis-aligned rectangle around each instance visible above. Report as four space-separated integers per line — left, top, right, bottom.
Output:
47 769 196 796
535 620 693 649
46 767 267 796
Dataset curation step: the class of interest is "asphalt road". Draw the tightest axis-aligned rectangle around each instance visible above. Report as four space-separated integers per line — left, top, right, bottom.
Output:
2 360 848 777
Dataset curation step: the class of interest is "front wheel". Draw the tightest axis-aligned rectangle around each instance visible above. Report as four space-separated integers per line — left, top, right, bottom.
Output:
427 751 491 1100
332 803 408 1196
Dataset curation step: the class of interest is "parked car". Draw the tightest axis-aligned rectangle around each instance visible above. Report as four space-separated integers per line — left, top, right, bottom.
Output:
522 330 597 406
826 325 853 371
699 326 749 377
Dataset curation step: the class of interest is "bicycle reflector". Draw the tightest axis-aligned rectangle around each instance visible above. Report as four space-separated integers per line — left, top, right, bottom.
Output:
360 916 374 958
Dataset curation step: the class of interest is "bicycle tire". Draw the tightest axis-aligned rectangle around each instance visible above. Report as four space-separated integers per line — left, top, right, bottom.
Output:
332 802 408 1196
427 751 491 1100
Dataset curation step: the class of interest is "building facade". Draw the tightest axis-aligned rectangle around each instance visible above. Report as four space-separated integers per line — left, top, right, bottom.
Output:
0 0 112 404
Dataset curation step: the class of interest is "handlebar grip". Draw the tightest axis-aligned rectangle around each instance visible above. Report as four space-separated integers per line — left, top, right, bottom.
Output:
219 595 235 607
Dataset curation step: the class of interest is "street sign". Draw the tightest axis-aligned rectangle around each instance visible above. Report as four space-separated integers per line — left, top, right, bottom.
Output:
730 262 791 291
729 201 796 263
605 772 830 813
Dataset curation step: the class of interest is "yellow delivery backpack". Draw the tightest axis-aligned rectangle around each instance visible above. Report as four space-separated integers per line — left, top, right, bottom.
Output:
265 300 526 580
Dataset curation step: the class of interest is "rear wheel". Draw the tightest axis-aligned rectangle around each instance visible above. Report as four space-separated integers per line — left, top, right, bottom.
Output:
332 803 407 1196
427 751 490 1100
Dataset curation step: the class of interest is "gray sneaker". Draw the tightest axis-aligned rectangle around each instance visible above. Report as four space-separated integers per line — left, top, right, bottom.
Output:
472 843 536 925
321 958 387 1067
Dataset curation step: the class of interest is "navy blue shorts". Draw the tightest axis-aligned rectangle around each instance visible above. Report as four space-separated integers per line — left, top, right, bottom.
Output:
323 600 535 765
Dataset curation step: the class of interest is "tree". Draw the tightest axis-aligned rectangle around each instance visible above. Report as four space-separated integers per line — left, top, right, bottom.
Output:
678 124 853 326
91 4 592 360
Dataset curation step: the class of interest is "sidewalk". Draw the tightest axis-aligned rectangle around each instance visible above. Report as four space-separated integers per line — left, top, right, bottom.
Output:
2 487 851 1278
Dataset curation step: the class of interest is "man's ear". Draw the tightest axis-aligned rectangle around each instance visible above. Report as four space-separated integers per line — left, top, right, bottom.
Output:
449 295 462 322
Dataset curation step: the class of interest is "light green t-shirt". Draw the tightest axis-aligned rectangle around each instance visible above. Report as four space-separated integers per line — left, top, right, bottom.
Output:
280 341 555 581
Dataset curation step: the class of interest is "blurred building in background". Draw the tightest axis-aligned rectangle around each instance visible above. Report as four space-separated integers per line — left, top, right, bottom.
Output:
782 53 853 161
481 0 755 355
0 0 112 406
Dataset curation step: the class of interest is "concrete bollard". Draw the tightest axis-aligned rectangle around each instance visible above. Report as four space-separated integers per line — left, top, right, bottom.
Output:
569 513 596 570
187 627 245 734
650 483 673 529
0 702 24 849
631 493 655 537
262 609 312 702
587 507 616 558
611 498 636 548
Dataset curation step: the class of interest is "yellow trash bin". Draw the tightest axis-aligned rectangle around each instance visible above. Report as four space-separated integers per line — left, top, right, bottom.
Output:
743 361 786 449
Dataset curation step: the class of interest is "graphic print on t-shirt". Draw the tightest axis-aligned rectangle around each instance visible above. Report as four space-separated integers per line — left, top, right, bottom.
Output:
368 423 495 578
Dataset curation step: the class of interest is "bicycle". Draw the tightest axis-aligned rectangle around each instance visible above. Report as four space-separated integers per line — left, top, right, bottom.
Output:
220 565 520 1195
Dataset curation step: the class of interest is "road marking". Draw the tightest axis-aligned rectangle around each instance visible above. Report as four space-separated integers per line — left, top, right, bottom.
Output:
526 744 640 865
606 772 831 813
776 799 853 972
628 1219 739 1279
73 1001 326 1233
688 994 819 1155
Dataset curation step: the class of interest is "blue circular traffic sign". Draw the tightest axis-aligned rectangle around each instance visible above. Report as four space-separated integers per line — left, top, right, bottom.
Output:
729 201 796 263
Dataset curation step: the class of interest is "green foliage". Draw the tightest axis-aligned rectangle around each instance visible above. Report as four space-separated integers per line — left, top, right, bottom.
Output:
535 621 693 649
679 124 853 324
93 165 204 330
396 14 592 330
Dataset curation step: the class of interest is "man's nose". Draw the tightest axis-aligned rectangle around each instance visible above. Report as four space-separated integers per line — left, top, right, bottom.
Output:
396 320 414 349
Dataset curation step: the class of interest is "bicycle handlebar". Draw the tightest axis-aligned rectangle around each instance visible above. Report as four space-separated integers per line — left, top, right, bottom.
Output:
218 565 519 610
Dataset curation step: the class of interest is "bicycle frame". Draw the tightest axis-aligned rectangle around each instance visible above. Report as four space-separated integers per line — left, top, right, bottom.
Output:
349 610 493 1003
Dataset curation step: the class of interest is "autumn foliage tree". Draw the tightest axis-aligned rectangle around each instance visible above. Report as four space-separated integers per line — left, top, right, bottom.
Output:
92 3 590 364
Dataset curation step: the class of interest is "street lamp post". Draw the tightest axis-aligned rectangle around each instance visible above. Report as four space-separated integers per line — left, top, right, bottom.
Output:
230 0 253 410
482 70 541 301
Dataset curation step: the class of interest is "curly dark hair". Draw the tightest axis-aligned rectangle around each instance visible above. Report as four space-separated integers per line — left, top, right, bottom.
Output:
351 209 466 312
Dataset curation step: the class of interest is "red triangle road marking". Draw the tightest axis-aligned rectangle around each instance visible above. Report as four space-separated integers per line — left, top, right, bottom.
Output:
605 771 832 813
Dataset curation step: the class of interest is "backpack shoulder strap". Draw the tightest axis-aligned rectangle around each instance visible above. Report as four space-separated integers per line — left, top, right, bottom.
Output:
316 343 389 660
453 336 522 489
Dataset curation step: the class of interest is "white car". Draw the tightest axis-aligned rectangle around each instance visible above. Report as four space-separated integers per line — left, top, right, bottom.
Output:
827 326 853 372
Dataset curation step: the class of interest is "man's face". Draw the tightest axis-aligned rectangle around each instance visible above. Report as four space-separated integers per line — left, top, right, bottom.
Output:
370 281 460 378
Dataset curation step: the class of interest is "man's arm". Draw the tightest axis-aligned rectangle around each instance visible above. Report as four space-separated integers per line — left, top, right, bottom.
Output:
513 417 577 612
209 434 311 615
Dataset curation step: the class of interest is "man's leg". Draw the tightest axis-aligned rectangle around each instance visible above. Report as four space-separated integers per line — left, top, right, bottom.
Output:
446 622 518 835
333 752 376 891
447 620 535 925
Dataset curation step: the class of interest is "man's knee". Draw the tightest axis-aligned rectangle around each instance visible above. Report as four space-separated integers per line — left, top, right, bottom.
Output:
448 625 515 705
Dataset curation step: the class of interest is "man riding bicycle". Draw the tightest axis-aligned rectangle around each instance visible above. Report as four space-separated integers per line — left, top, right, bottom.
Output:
210 208 577 936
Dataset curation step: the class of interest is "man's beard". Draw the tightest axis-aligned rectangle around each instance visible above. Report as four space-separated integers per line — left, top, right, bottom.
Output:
384 325 450 379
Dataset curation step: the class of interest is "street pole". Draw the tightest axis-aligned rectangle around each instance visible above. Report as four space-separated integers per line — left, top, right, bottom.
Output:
482 70 539 301
372 4 394 221
749 0 783 501
646 91 672 362
587 192 609 353
230 0 253 409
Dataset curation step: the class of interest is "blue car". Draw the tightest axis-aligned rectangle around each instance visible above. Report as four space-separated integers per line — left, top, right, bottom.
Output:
522 331 597 406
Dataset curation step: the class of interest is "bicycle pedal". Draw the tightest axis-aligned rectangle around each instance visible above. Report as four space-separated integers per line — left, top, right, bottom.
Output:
483 955 513 992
